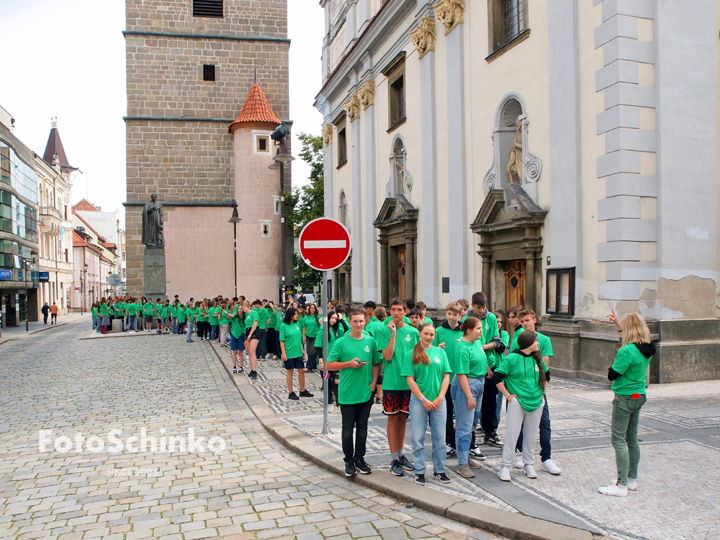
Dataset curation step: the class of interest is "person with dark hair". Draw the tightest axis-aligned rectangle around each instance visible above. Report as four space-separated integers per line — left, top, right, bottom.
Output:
303 304 323 372
326 309 380 477
493 331 549 482
41 302 50 325
415 301 432 325
280 307 314 400
367 306 388 404
316 310 346 409
408 308 423 329
405 298 416 310
363 301 377 324
243 299 263 379
403 323 452 485
376 297 418 477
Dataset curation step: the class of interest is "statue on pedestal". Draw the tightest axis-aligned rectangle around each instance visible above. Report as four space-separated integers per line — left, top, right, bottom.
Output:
142 193 164 249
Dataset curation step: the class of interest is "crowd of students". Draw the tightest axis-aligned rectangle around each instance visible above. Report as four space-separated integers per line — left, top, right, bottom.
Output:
92 291 654 496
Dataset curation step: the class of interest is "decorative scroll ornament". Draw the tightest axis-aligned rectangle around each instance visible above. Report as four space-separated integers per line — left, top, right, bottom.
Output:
321 123 333 146
410 17 436 59
357 80 375 110
434 0 464 36
344 94 361 122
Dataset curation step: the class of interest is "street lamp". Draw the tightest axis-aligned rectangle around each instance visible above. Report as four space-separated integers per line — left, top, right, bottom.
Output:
82 263 88 315
22 249 38 332
268 123 294 305
228 199 241 298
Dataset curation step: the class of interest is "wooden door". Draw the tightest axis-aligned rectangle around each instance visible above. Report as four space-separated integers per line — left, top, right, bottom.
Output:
504 260 526 310
397 246 407 299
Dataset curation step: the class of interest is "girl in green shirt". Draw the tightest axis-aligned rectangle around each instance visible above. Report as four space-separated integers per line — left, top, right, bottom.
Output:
280 307 314 400
599 311 655 497
403 324 452 485
218 301 230 347
493 331 548 482
208 301 220 343
91 303 100 332
303 304 323 372
316 311 345 407
243 300 263 379
142 298 154 333
197 301 210 341
99 300 110 334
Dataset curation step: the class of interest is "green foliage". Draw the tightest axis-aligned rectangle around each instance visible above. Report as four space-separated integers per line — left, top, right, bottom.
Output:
285 132 324 291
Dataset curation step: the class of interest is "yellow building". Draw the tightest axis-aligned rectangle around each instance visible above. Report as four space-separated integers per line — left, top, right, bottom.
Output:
315 0 720 382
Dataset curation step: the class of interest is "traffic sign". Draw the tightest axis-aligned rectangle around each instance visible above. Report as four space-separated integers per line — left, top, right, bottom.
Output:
298 218 351 271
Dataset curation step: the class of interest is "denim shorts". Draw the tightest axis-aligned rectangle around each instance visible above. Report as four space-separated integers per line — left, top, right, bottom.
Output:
230 334 244 351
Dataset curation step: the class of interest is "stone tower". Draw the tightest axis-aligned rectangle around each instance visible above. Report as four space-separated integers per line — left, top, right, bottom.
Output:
124 0 291 300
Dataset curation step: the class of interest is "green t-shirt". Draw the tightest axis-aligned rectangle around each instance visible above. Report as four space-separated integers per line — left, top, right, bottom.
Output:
154 303 162 316
303 316 322 339
454 339 488 379
245 309 259 330
490 330 510 369
496 352 548 412
178 307 187 324
611 344 653 395
385 316 411 325
170 306 177 318
160 306 169 318
376 323 420 391
91 307 98 316
401 345 451 402
273 308 282 329
314 326 344 356
218 308 229 326
280 322 303 359
100 304 109 317
208 307 219 325
510 329 554 361
268 308 278 328
142 303 154 316
328 333 380 405
197 307 209 323
423 316 434 325
230 307 246 338
432 323 463 378
257 308 269 330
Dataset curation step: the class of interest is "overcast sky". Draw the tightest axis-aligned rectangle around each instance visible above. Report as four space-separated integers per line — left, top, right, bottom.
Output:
0 0 323 228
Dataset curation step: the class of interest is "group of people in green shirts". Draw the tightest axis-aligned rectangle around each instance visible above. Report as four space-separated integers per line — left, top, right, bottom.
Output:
305 293 654 496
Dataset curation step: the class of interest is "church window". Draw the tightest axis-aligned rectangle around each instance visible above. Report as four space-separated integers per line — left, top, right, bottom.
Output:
488 0 528 57
203 64 216 82
253 132 271 156
382 52 406 131
503 0 524 43
337 126 347 168
193 0 224 18
338 190 348 227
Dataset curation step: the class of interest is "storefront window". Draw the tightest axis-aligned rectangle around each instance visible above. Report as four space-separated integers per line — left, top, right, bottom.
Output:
0 142 38 204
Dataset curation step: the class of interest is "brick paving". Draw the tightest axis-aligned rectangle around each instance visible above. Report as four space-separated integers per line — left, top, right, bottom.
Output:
0 321 505 540
214 342 720 540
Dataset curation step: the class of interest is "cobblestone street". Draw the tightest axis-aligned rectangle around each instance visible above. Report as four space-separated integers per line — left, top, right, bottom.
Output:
0 321 507 540
212 339 720 540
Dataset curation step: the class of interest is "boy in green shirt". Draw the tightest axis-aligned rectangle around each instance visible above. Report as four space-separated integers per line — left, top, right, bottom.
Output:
326 308 380 478
512 308 561 475
416 301 434 325
376 298 419 477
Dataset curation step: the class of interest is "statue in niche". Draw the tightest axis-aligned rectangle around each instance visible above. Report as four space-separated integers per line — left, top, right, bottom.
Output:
507 121 523 184
142 193 165 249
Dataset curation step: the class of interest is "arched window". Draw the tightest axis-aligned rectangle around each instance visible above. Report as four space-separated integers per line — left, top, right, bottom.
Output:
483 92 542 199
386 135 413 199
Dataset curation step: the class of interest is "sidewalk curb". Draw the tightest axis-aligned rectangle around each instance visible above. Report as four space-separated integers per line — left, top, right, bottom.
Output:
0 315 91 346
207 343 596 540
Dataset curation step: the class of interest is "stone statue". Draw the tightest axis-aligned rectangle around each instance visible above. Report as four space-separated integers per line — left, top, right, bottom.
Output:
507 122 523 184
142 193 164 248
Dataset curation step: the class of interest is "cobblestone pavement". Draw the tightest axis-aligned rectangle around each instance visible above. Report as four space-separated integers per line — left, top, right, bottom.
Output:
215 344 720 540
0 321 508 540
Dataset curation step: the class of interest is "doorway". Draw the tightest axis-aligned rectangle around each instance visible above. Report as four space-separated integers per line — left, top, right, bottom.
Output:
504 260 525 310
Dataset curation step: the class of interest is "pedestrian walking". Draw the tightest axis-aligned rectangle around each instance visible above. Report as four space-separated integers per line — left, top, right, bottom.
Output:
41 302 50 324
494 330 549 482
326 308 380 477
598 311 655 497
403 323 452 485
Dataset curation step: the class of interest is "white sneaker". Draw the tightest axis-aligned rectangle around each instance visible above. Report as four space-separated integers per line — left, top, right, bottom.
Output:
514 460 524 469
598 483 628 497
523 465 537 479
627 478 637 491
499 467 511 482
328 404 335 414
541 459 562 475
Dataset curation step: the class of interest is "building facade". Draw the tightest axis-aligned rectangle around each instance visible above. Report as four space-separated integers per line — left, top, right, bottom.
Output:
0 106 40 327
72 209 118 301
72 229 112 311
315 0 720 382
36 122 76 315
124 0 293 301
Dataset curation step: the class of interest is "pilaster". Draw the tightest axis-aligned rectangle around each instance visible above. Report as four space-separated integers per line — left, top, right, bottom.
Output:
359 79 378 301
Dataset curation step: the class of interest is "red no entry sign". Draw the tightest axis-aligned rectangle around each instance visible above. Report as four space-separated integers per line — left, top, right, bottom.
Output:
299 218 351 271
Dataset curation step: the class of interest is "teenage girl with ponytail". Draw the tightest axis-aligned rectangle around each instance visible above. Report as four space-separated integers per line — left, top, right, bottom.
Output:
402 323 452 485
493 331 549 482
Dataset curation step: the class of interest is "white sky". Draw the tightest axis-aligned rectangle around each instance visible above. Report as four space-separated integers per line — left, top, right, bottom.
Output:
0 0 324 229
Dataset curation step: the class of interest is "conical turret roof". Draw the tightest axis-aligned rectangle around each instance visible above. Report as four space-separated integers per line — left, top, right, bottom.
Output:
229 83 281 132
43 123 74 168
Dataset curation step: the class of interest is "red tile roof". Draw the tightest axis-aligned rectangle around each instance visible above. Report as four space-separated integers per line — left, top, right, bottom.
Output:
73 230 88 247
229 83 281 132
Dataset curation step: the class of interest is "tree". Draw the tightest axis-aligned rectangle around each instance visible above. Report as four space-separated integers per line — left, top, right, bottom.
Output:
285 133 324 292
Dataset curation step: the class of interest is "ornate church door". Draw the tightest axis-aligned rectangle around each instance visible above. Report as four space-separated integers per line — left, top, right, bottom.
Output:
504 260 526 309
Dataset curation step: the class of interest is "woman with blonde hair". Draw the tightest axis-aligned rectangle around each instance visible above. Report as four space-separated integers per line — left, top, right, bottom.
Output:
402 323 452 485
599 310 655 497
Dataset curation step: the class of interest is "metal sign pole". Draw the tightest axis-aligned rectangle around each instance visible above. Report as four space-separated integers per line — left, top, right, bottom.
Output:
320 269 331 435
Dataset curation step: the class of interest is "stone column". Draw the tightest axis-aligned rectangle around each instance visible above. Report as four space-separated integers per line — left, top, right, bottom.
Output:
481 254 492 308
321 124 334 218
345 94 363 302
525 252 536 312
436 0 467 300
379 236 389 305
411 16 439 307
359 80 378 301
406 238 415 302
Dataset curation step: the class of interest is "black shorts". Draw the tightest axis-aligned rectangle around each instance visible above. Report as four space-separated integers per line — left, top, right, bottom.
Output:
248 328 265 341
382 390 410 415
284 357 304 370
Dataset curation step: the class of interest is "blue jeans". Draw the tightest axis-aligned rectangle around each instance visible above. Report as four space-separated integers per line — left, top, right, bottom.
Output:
451 376 485 465
128 315 137 332
186 320 194 342
172 317 179 334
94 316 102 332
210 325 218 341
410 395 447 475
516 396 552 462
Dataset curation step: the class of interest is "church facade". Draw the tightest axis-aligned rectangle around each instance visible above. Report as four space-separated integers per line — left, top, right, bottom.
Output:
315 0 720 382
124 0 293 302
